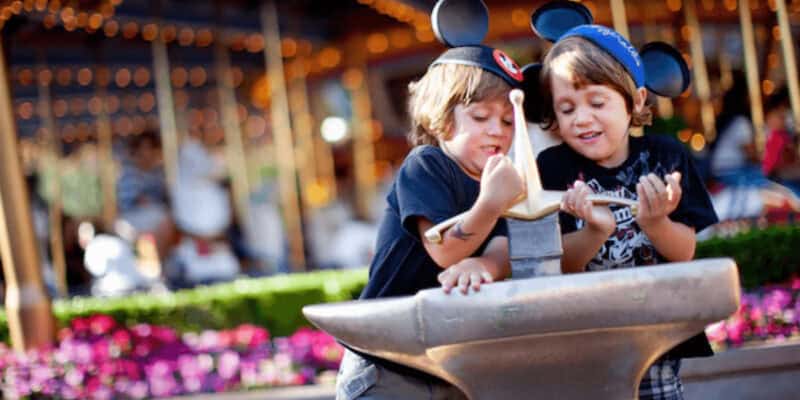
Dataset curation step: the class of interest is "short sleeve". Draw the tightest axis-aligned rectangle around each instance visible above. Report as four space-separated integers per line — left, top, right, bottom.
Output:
669 145 719 232
394 148 461 238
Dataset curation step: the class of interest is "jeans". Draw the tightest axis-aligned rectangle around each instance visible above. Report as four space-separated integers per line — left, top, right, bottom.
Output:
336 350 467 400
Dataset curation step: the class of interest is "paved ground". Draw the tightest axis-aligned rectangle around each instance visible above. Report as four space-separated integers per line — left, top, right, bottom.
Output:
171 384 335 400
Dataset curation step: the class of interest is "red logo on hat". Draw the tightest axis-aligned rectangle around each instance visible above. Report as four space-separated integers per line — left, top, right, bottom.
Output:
493 49 523 82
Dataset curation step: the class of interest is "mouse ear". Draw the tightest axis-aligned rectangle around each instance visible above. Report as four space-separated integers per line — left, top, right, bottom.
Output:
640 42 691 98
521 63 544 122
431 0 489 48
530 0 593 42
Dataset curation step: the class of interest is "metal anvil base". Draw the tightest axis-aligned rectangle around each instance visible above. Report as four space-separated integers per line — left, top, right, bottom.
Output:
303 258 740 400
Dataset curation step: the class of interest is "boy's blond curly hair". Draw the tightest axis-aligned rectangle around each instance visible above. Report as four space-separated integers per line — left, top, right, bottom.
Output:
407 63 512 146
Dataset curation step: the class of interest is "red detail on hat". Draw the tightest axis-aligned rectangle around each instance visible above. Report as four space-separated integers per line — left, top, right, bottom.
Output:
492 49 523 82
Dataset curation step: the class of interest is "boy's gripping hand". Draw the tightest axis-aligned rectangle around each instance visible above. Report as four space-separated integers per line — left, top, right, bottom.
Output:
476 155 525 215
635 172 682 228
562 180 616 235
438 257 495 295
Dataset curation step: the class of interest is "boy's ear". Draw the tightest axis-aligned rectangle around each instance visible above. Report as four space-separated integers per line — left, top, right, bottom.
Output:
633 87 648 114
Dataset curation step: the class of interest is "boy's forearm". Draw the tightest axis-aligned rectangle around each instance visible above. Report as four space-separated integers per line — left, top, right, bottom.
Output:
421 201 503 268
560 226 611 273
639 218 696 261
478 236 511 280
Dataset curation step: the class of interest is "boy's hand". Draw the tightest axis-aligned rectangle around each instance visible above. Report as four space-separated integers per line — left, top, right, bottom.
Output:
477 155 524 215
636 172 682 228
438 257 495 295
562 180 616 235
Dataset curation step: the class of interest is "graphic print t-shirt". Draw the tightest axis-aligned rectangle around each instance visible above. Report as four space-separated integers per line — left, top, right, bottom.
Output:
536 135 718 270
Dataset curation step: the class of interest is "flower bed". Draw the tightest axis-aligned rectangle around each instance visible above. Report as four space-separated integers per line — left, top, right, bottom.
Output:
0 315 343 399
705 277 800 351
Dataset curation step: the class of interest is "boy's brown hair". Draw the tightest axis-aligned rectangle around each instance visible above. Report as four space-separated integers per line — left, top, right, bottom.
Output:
538 36 652 131
407 63 512 146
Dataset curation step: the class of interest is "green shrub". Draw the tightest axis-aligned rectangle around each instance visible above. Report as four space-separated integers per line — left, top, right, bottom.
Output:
0 268 368 344
696 225 800 289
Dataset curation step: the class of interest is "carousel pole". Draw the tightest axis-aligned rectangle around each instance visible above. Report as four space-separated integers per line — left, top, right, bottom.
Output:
261 0 306 271
35 61 67 299
345 36 377 220
774 0 800 158
288 56 320 209
214 35 251 226
95 71 117 231
739 0 766 155
0 38 55 351
609 0 630 40
609 0 645 137
640 4 674 118
151 22 179 190
684 0 717 141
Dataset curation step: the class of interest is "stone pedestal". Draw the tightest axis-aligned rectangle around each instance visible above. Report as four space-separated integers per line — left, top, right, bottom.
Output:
507 214 562 278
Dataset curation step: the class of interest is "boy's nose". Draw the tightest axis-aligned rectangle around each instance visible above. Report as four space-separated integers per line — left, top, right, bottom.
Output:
574 106 592 125
486 118 505 136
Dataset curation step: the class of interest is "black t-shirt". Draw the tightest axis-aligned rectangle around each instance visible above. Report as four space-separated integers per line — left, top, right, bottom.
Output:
537 134 719 358
361 145 508 299
355 145 507 381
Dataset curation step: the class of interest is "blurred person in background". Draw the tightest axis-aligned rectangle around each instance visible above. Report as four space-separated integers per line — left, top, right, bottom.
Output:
116 130 176 260
762 86 800 193
709 72 759 183
705 75 800 222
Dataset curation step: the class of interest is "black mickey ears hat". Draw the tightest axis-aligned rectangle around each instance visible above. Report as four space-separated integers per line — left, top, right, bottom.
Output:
525 0 691 106
430 0 524 87
519 1 593 121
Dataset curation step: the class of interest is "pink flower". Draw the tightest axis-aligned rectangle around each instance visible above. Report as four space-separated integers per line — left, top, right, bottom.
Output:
89 315 117 336
217 350 241 380
234 324 270 349
111 329 132 353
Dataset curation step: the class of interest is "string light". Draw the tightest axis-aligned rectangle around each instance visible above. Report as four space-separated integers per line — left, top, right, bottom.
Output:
69 98 85 116
115 68 131 87
196 28 213 47
161 24 177 43
121 21 138 39
231 67 244 87
366 33 389 54
104 19 119 37
318 47 342 69
246 34 264 53
88 96 103 115
281 38 297 57
133 66 150 87
56 68 72 86
138 92 155 112
17 68 34 85
178 27 194 46
389 29 411 49
122 94 137 113
142 23 158 41
77 67 92 86
171 67 188 88
53 99 68 118
106 95 120 113
17 101 34 119
96 67 111 87
189 66 207 87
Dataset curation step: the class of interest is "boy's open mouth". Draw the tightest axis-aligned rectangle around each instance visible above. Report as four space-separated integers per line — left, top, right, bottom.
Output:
578 131 602 140
481 145 501 155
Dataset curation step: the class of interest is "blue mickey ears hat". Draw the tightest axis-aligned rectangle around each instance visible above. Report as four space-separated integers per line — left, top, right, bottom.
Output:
528 0 691 98
429 0 524 87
